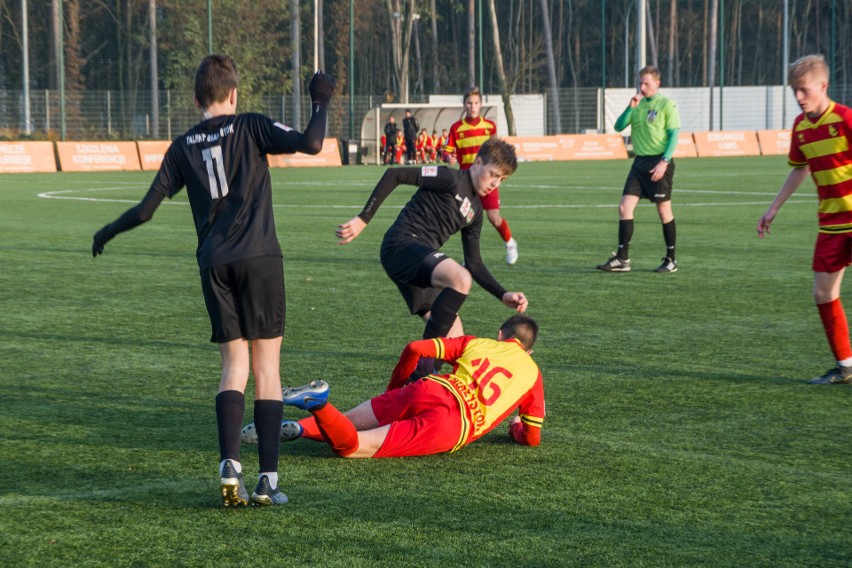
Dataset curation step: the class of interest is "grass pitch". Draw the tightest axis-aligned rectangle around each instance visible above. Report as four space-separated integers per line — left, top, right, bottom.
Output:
1 156 849 567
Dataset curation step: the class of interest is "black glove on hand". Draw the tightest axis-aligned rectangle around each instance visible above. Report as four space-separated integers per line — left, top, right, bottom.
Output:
309 71 335 106
92 224 115 257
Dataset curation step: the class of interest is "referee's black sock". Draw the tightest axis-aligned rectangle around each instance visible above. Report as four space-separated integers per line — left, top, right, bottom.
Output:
662 219 676 260
254 399 284 474
216 390 245 463
618 219 634 259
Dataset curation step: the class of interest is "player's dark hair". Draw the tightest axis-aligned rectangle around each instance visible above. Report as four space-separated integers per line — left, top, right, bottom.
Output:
463 85 482 103
477 138 518 176
639 65 660 81
195 54 239 109
500 314 538 351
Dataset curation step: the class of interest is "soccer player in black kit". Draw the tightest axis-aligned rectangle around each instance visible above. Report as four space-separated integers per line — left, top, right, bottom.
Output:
91 54 335 507
336 138 528 377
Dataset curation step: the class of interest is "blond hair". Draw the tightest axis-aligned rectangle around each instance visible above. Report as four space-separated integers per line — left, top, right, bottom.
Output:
638 65 661 82
788 55 829 86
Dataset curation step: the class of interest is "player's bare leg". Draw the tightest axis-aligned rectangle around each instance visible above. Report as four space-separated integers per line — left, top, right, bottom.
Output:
811 269 852 384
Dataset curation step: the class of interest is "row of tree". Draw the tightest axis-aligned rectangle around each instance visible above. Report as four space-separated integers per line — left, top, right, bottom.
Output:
0 1 848 135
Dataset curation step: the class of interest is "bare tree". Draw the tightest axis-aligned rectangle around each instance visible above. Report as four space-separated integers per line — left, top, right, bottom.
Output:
291 0 301 129
149 0 158 138
487 0 515 135
539 0 561 133
429 0 440 92
467 0 475 86
386 0 415 103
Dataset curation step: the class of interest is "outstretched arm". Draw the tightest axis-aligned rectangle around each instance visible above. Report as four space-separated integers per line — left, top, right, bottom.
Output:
336 167 421 245
757 166 811 238
92 186 166 256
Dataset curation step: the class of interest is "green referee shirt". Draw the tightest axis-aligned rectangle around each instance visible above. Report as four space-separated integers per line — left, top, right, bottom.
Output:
615 95 681 158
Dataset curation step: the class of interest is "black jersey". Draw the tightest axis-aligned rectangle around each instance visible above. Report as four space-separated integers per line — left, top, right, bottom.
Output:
358 165 506 299
150 113 303 270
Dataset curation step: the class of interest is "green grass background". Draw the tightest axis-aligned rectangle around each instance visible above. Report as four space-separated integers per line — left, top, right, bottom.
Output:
1 156 849 567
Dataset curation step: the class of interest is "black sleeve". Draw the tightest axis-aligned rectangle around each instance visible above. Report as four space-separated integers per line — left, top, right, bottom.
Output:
357 167 422 223
98 185 167 241
461 222 508 300
254 102 328 156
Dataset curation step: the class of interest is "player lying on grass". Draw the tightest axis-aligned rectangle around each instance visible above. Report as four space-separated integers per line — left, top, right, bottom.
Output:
91 54 335 507
242 314 544 458
336 138 528 379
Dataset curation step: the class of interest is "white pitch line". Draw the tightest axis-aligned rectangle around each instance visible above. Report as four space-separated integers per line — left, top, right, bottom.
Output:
36 185 814 210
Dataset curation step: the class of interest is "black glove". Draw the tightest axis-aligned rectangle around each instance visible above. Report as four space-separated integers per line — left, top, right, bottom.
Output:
309 71 335 106
92 224 115 257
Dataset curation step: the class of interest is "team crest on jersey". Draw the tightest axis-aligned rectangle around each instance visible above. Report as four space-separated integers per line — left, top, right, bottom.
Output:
647 109 657 123
829 125 839 137
421 165 438 177
459 197 474 223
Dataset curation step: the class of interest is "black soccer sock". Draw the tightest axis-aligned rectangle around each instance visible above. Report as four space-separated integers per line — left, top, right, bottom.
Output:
662 219 676 260
618 219 634 259
216 390 245 463
424 288 468 339
254 399 284 473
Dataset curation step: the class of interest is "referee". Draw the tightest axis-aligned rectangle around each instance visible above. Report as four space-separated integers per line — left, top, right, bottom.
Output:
598 65 681 273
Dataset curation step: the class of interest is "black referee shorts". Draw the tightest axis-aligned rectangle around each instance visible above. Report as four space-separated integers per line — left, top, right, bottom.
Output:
200 255 285 343
380 237 450 316
623 155 675 202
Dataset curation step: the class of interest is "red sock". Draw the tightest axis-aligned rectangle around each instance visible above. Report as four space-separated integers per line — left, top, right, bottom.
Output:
297 417 323 441
311 403 360 457
817 298 852 361
496 219 512 242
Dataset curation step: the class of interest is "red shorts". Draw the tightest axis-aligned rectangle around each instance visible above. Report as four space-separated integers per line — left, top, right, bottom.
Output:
813 232 852 273
370 379 463 458
479 187 501 211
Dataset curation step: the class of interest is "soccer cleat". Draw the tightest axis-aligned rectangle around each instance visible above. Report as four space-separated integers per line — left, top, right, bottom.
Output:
219 459 249 508
506 238 519 265
241 420 303 444
808 367 852 384
596 253 631 272
282 380 330 411
655 257 678 273
251 475 289 506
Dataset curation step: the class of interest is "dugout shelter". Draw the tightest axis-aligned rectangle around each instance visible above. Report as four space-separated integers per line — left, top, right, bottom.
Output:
360 101 505 165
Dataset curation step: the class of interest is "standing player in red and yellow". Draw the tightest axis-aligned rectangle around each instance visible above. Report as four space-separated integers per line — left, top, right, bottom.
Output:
443 86 519 265
245 315 543 457
757 54 852 385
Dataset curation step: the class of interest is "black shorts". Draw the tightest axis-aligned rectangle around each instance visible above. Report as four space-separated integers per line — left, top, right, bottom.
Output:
380 237 450 316
623 155 675 202
200 256 285 343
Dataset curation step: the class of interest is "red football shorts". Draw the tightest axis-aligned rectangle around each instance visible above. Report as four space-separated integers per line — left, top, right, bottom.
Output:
370 378 463 458
479 187 501 211
813 232 852 273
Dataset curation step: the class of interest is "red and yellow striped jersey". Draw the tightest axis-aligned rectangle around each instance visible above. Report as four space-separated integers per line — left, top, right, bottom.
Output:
789 101 852 233
444 116 497 170
389 335 545 452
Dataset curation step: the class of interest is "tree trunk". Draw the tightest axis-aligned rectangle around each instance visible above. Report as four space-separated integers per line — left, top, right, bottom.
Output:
467 0 475 86
149 0 159 138
487 0 515 135
429 0 440 92
291 0 301 129
386 0 415 103
539 0 561 133
667 0 676 85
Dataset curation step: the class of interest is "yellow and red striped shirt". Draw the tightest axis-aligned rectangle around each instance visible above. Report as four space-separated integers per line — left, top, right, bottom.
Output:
789 101 852 233
444 116 497 170
388 335 545 452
